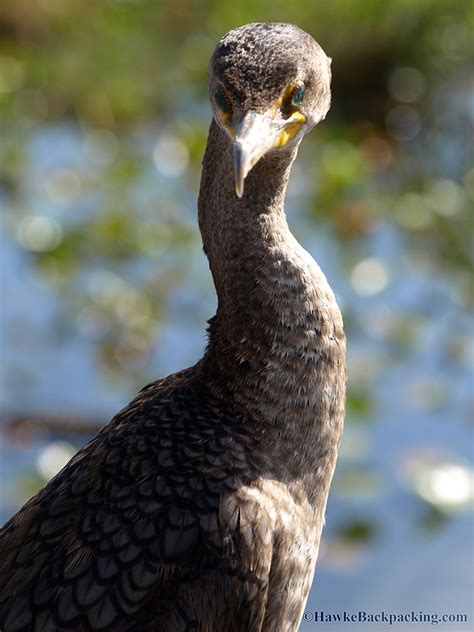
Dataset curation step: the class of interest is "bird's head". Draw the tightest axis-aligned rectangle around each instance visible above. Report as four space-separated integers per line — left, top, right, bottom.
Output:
209 23 332 198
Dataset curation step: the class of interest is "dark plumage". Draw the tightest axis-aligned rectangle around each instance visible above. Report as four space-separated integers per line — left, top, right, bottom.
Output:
0 23 345 632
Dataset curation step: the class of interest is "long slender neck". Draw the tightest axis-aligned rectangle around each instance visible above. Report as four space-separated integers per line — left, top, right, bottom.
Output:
198 120 345 441
198 119 296 285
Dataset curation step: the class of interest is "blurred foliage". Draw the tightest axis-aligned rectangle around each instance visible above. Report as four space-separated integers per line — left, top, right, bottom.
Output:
336 517 378 543
0 0 472 378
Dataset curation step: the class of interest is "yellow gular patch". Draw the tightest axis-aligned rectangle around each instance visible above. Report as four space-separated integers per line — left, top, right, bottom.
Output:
275 112 306 148
219 111 236 139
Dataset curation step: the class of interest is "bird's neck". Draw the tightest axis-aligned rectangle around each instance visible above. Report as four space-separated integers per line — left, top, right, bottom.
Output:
198 120 345 446
198 120 297 310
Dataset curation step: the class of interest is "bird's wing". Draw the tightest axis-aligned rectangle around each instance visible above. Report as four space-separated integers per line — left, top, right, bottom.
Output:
0 372 272 631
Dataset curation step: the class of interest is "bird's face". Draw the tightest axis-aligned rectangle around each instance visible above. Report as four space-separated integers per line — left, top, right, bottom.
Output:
209 23 332 197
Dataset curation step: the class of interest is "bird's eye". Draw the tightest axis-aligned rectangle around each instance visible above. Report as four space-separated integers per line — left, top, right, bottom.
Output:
281 84 306 119
214 86 232 113
291 85 305 107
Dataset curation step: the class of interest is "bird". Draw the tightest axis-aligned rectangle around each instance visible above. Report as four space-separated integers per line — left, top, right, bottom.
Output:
0 22 346 632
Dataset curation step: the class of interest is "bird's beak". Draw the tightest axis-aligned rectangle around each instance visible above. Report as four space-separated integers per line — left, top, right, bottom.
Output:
232 110 304 198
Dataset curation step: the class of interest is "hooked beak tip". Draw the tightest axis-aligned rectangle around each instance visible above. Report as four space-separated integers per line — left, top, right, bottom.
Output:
235 182 244 199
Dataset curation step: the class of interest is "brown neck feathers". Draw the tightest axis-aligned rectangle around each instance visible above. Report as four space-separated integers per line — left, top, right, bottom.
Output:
198 119 345 445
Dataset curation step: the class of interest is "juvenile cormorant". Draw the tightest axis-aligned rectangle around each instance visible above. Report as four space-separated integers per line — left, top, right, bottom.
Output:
0 22 346 631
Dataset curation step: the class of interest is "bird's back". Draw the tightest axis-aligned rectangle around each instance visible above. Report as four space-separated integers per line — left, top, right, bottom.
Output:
0 367 316 631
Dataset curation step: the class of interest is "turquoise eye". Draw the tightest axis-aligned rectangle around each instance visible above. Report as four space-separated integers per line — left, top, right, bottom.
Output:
214 87 232 112
291 85 305 107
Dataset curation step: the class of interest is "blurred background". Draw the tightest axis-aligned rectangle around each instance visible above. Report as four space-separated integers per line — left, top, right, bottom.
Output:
0 1 473 629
